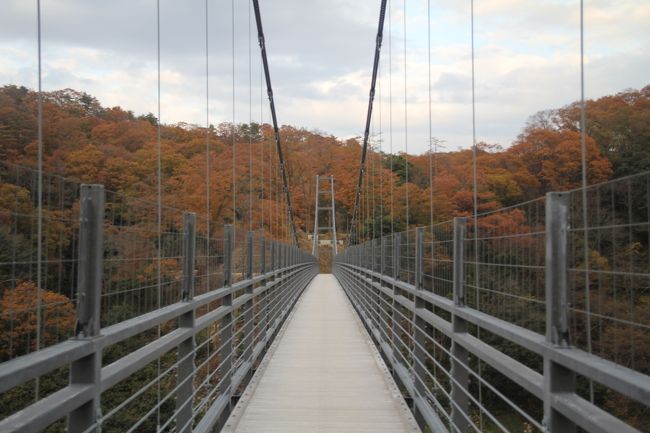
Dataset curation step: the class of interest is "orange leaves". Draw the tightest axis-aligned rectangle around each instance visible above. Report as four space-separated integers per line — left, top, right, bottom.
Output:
63 145 105 183
139 258 182 284
513 127 612 192
0 281 75 360
91 119 156 152
1 83 643 240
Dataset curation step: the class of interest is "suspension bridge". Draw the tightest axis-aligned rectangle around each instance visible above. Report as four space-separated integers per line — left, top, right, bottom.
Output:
0 1 649 433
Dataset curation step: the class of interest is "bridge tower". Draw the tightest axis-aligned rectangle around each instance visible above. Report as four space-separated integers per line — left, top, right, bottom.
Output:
311 175 337 257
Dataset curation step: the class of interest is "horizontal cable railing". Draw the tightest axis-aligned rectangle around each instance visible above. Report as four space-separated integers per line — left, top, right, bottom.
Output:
335 172 650 433
0 164 318 433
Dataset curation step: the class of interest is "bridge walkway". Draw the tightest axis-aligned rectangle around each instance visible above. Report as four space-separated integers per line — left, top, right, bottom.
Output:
223 274 420 433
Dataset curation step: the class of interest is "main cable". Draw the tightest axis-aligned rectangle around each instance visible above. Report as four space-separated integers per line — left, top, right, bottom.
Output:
346 0 389 246
252 0 299 245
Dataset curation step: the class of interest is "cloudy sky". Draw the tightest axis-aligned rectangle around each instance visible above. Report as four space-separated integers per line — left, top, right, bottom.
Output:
0 0 648 154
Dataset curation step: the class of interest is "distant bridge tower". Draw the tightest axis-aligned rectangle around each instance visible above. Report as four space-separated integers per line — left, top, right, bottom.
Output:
311 175 337 257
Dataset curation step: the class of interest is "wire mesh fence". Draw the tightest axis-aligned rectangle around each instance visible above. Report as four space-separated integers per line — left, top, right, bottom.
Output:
0 164 318 433
0 161 80 361
567 171 650 376
423 221 454 300
335 172 650 433
102 190 188 327
465 197 547 334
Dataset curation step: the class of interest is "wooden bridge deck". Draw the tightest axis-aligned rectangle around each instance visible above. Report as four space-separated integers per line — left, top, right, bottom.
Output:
223 274 420 433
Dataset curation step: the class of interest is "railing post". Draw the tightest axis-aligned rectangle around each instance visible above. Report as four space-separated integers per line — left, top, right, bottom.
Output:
278 243 289 310
452 218 466 308
375 238 380 272
68 184 104 433
260 236 268 333
379 237 386 339
260 236 266 276
451 217 469 433
276 243 282 322
176 212 196 433
362 242 367 269
415 227 424 290
223 225 233 288
245 231 253 280
413 227 428 427
393 232 401 280
279 243 283 270
219 224 234 418
391 232 401 359
372 239 380 329
544 192 576 433
380 236 386 275
268 240 276 328
241 231 255 385
270 240 276 280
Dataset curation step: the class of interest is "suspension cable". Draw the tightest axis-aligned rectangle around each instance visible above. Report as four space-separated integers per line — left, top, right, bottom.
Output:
403 0 409 231
269 136 273 236
204 0 213 391
231 0 236 233
155 0 163 429
371 148 374 240
260 57 265 232
346 0 389 246
378 58 384 238
427 0 434 229
252 0 299 245
35 0 43 401
579 0 594 403
248 0 253 232
389 0 394 237
204 0 210 289
470 0 484 429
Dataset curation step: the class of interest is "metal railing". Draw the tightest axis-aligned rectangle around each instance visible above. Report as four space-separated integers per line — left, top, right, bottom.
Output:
0 181 318 433
335 177 650 433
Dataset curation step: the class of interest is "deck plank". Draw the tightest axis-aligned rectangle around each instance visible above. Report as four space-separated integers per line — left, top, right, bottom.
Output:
225 274 420 433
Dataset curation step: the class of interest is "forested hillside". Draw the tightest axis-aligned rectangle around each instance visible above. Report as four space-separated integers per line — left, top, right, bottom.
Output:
1 84 648 242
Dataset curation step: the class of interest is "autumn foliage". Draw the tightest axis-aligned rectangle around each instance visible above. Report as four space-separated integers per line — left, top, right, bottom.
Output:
0 281 75 360
2 84 649 241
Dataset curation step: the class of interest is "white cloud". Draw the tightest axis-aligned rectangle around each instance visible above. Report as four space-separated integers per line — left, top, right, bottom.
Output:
0 0 646 155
